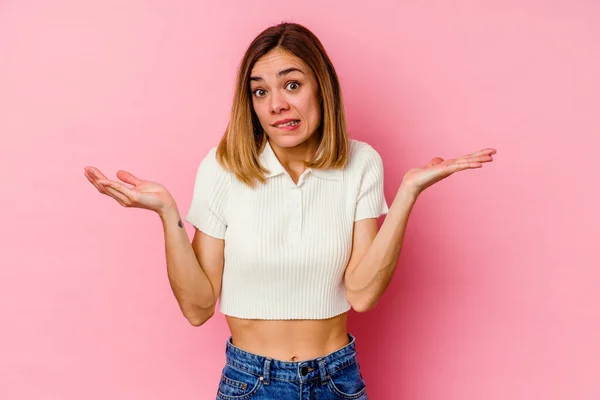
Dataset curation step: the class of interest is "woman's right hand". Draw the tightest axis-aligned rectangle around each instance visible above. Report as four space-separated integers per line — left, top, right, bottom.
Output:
84 166 176 214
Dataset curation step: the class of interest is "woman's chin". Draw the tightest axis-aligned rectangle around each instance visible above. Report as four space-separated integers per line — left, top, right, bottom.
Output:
268 131 317 148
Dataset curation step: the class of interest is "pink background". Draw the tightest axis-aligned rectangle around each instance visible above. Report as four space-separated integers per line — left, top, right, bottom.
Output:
1 1 599 399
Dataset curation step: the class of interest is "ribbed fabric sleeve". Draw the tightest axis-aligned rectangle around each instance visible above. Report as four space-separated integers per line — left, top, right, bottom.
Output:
354 145 389 221
184 147 229 239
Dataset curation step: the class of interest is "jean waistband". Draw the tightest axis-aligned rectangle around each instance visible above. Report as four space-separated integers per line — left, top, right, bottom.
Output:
224 333 358 384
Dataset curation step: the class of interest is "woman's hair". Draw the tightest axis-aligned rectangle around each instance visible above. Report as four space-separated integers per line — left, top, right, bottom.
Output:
215 22 349 187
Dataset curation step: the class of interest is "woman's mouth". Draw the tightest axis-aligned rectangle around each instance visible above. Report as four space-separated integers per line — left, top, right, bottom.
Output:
273 120 301 130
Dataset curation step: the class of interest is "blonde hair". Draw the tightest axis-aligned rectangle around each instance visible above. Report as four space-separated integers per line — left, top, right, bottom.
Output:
216 22 349 187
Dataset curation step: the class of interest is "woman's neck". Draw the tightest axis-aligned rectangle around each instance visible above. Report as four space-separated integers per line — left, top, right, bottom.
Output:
268 136 319 171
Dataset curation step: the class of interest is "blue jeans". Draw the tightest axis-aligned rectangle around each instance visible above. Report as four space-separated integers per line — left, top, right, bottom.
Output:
216 333 368 400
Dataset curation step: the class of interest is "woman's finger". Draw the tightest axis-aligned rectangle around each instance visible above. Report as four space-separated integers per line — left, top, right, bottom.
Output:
452 154 493 165
86 172 120 196
458 148 497 159
86 167 109 181
84 170 103 192
87 172 131 205
98 180 136 202
104 186 129 206
116 170 143 186
465 154 494 163
426 157 444 167
449 160 483 172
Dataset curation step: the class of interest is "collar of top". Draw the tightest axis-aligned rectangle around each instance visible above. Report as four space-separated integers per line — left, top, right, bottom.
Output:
258 139 342 181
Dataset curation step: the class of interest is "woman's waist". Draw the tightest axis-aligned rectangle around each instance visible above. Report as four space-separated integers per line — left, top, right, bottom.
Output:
225 313 349 362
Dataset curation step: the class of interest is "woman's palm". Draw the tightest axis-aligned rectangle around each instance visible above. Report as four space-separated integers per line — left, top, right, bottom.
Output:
84 167 175 213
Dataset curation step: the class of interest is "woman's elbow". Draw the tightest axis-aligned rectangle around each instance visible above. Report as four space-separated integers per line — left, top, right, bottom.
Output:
351 298 378 313
186 307 215 327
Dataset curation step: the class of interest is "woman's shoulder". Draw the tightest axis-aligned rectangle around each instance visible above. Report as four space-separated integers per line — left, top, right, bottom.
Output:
347 139 385 169
191 145 232 190
198 145 219 166
197 146 230 175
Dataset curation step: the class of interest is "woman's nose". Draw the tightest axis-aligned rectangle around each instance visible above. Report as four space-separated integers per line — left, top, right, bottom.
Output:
269 92 289 114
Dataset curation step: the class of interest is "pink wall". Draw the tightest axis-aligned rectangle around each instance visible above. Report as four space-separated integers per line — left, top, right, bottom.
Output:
1 1 598 399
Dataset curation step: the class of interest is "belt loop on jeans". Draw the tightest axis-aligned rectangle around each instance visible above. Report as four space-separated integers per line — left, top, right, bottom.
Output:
317 358 328 385
262 357 272 385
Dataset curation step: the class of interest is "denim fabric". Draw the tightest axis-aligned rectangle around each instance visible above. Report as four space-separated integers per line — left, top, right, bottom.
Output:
215 333 368 400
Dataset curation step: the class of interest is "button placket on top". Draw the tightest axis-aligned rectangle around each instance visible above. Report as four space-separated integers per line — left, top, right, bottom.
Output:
288 169 311 240
289 185 303 238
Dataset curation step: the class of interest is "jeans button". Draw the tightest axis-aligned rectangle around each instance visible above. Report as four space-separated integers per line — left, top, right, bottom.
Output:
301 366 308 376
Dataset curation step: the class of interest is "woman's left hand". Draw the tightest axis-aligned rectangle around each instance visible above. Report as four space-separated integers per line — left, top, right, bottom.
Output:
401 148 497 197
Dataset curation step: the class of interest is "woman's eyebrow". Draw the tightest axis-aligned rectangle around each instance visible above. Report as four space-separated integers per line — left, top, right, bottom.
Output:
250 67 305 82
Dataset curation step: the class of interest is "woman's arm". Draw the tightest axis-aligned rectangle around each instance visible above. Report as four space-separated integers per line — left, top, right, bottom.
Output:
345 147 496 312
160 205 224 326
344 185 416 312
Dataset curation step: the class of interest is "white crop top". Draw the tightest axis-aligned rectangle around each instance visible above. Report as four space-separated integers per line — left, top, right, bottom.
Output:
185 139 389 320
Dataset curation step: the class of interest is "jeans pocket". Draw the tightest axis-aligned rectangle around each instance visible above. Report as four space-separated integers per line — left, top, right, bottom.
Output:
327 360 367 399
216 364 263 399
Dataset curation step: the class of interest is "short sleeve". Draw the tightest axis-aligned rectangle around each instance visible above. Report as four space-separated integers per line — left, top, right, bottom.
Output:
184 148 229 239
354 145 389 221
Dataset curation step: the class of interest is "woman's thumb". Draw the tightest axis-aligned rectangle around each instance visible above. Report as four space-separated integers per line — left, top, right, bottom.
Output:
116 170 142 186
426 157 444 167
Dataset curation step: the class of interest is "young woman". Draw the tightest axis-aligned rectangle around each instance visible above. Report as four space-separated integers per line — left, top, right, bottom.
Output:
84 22 495 400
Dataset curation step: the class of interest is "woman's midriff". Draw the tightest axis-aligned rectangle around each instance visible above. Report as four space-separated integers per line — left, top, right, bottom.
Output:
225 312 349 362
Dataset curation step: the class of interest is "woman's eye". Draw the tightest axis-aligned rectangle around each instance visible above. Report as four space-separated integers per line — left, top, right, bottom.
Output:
253 89 266 97
286 81 300 91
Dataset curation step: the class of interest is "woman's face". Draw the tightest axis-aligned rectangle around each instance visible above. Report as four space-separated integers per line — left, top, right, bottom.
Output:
249 48 321 149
